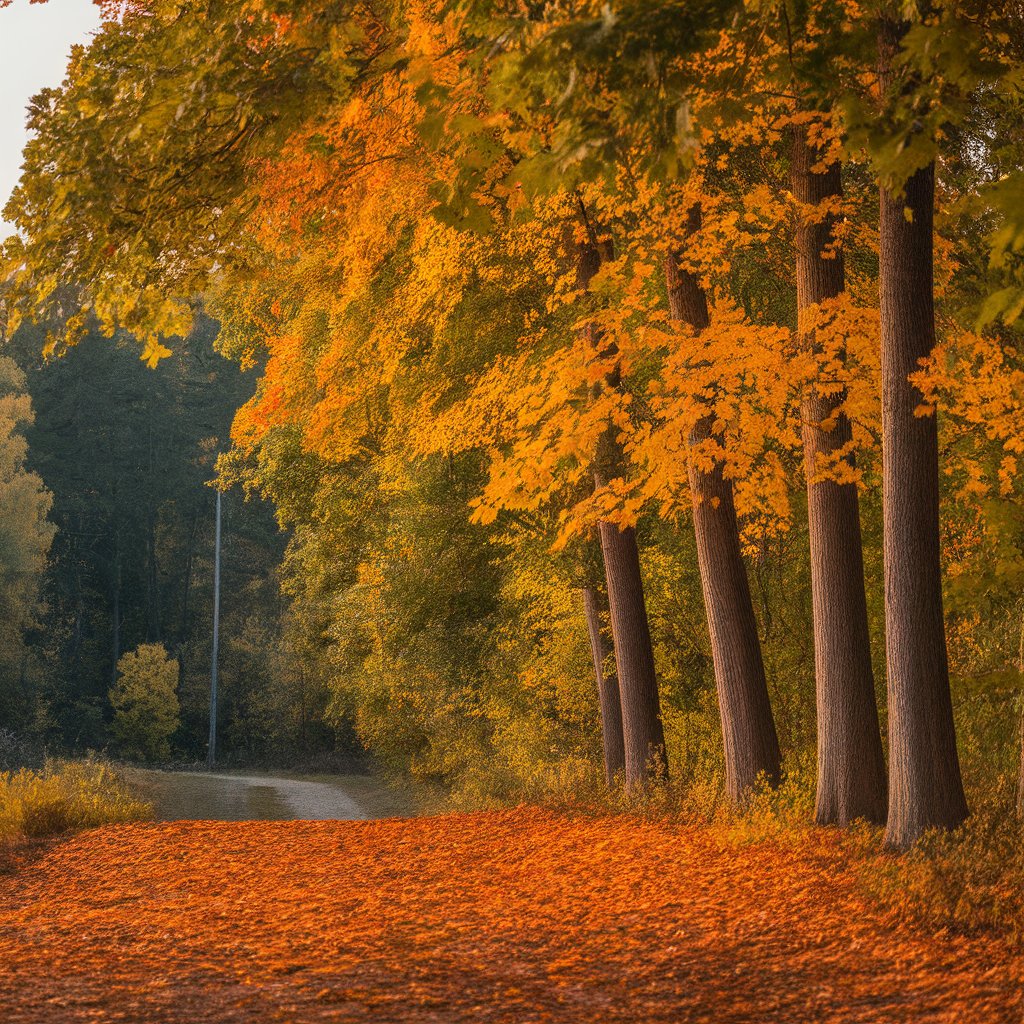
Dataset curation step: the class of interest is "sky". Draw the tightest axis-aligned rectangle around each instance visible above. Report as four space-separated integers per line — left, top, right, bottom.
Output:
0 0 103 234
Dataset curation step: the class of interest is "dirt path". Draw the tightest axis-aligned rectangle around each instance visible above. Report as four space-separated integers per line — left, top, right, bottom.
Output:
121 768 416 822
0 808 1020 1023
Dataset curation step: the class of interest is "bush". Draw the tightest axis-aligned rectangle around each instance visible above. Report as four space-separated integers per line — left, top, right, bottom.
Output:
848 789 1024 943
0 759 152 844
109 644 181 762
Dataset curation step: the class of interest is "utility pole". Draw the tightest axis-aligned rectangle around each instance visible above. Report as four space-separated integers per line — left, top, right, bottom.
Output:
207 488 222 770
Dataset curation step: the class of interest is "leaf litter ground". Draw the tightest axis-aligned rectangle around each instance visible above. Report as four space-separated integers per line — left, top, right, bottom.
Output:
0 808 1020 1022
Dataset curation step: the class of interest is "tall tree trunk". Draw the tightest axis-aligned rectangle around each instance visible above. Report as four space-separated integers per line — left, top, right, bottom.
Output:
180 504 200 645
791 125 888 825
577 209 666 784
1017 695 1024 820
879 18 968 848
664 207 780 801
1017 610 1024 820
583 583 626 785
595 521 665 782
299 667 308 749
146 509 161 642
69 566 86 747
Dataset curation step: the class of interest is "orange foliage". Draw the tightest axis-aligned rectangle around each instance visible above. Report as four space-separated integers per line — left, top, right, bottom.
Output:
0 810 1021 1022
217 0 1024 578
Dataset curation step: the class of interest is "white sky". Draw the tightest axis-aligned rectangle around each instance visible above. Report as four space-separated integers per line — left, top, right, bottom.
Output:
1 0 102 234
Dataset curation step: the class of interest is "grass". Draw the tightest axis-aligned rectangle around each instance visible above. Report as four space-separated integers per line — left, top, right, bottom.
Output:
0 759 153 865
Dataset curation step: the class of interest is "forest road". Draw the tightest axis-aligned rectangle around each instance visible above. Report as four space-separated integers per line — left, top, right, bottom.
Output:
121 767 415 822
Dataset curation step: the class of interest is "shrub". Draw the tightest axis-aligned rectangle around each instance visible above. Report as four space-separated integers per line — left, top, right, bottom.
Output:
0 759 152 845
848 788 1024 943
109 644 181 762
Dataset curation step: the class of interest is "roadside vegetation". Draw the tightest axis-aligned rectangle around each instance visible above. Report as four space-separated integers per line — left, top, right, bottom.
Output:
531 756 1024 944
0 759 152 861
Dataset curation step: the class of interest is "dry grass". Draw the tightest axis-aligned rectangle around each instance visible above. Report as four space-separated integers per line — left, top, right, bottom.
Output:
0 759 152 862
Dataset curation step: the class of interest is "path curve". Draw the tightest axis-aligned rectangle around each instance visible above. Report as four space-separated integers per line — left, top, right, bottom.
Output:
175 771 367 820
121 768 401 823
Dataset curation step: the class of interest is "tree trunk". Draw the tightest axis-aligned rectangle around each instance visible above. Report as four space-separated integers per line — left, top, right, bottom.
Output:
1017 610 1024 820
596 522 665 781
177 501 201 690
791 125 888 825
1018 695 1024 820
576 209 667 785
583 584 626 786
663 207 781 802
879 18 968 848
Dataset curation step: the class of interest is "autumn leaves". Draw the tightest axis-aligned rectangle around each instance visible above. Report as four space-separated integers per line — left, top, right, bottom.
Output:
3 2 1022 845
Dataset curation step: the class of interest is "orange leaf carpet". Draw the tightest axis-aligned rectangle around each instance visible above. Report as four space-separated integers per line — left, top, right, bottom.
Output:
0 808 1020 1022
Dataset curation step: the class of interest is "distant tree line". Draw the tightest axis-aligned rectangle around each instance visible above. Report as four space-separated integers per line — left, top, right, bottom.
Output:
0 316 348 766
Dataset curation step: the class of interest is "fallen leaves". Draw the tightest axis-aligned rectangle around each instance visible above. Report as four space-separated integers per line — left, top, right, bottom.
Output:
0 808 1020 1023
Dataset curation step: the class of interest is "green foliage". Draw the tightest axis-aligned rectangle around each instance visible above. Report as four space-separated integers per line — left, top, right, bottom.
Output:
109 644 180 762
0 316 341 766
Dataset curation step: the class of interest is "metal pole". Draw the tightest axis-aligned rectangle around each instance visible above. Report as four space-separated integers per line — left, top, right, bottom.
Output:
207 488 222 769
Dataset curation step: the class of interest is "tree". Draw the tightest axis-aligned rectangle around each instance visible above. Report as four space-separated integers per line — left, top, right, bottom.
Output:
582 582 625 786
9 0 1024 828
790 120 887 826
109 643 180 762
577 212 666 786
0 357 54 729
664 206 781 801
877 15 968 848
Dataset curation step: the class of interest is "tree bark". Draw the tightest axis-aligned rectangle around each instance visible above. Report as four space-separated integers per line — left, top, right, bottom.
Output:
791 125 888 825
146 509 162 642
177 501 201 691
576 210 667 785
879 18 968 848
583 584 626 786
1018 694 1024 820
1017 610 1024 820
663 207 781 801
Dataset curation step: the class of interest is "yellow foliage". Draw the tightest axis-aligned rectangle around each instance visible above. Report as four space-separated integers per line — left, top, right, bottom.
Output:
0 759 152 844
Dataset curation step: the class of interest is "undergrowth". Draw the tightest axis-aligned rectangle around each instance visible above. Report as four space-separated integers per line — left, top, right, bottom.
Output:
845 793 1024 944
0 759 153 855
492 751 1024 944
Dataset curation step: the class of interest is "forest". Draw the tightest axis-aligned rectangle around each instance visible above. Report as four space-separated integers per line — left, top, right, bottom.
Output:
2 0 1024 952
0 316 345 767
